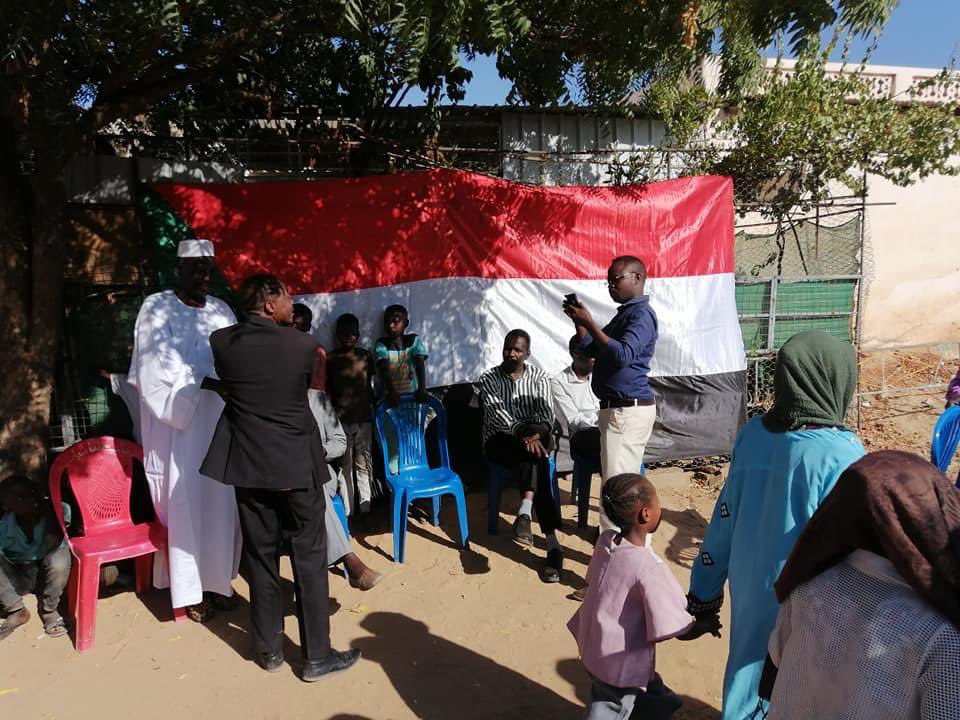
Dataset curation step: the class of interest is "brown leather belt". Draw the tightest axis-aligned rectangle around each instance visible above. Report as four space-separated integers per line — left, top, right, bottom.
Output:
599 398 656 409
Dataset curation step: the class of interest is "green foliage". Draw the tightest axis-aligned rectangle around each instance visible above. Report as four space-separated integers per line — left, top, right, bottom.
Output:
4 1 948 215
494 0 901 107
691 50 960 219
1 0 905 157
2 3 339 150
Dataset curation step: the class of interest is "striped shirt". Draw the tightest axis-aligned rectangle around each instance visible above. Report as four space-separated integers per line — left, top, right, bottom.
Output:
476 364 554 443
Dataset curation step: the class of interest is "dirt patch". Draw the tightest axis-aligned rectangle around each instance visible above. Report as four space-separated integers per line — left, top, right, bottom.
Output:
858 347 958 395
1 475 726 720
4 348 956 720
854 344 958 477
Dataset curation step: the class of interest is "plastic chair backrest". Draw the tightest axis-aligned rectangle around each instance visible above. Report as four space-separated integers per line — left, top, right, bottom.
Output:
48 437 144 537
931 405 960 473
375 394 450 477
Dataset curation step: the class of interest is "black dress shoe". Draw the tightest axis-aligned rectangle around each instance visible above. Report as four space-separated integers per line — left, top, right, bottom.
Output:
301 648 361 682
512 514 533 545
256 650 284 673
540 548 563 583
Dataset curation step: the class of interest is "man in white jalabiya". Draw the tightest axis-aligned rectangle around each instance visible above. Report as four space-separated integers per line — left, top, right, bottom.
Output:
128 239 241 623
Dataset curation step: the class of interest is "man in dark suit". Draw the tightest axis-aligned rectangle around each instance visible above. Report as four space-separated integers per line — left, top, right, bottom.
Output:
201 273 360 681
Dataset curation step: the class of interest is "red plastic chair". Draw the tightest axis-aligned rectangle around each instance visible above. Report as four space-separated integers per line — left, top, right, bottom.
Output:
48 437 186 653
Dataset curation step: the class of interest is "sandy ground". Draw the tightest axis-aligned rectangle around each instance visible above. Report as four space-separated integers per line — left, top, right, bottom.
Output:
857 390 960 480
3 385 952 720
1 468 726 720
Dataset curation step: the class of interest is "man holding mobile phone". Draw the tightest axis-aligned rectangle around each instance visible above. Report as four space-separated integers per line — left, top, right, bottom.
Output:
562 256 658 537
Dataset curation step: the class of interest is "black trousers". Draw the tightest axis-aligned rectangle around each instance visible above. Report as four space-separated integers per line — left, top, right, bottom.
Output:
485 430 561 535
235 476 330 661
570 426 601 462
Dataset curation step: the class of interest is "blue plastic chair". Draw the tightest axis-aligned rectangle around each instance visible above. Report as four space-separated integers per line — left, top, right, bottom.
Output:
331 494 350 540
571 454 646 528
930 405 960 487
374 394 469 562
486 456 559 535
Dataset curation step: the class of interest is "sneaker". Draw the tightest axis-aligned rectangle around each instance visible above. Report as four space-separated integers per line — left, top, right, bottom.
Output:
539 548 563 583
570 585 588 602
512 514 533 545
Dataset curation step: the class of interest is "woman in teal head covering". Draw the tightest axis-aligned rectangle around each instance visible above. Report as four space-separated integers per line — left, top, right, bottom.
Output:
682 331 865 720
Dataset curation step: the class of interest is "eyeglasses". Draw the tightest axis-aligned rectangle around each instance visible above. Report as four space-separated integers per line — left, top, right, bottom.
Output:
606 272 640 287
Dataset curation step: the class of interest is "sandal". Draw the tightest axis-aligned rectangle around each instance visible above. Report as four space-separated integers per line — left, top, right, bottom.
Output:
42 614 69 638
185 600 216 623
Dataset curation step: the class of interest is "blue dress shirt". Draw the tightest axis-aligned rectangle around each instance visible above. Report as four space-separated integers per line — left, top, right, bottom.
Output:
578 296 658 401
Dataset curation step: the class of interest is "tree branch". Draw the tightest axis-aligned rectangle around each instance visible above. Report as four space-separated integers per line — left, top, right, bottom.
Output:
87 65 213 132
89 5 336 132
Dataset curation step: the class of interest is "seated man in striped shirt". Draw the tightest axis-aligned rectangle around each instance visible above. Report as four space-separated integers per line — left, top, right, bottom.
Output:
477 329 564 583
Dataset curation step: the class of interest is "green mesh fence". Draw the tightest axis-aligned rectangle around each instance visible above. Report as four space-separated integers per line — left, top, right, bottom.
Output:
735 216 860 278
735 213 862 410
736 278 858 353
52 290 144 448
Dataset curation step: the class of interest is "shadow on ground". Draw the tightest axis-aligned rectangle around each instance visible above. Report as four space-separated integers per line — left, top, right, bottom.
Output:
354 611 582 720
660 507 710 569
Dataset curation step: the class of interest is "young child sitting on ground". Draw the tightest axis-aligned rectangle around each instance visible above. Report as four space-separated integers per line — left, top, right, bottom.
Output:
374 304 429 406
568 474 697 720
326 313 376 516
0 475 72 641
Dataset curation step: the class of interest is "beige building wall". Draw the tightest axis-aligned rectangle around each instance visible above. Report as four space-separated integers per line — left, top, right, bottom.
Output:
861 171 960 348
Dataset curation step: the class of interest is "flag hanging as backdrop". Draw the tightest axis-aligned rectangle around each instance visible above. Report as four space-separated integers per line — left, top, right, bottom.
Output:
149 168 746 461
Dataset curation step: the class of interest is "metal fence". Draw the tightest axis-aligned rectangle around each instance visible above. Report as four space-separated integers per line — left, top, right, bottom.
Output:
737 275 860 353
734 212 864 411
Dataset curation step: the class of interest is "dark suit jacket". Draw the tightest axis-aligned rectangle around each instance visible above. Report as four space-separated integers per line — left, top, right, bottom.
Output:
201 315 328 490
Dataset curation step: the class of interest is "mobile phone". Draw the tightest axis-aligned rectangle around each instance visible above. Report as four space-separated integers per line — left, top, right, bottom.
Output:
564 293 582 308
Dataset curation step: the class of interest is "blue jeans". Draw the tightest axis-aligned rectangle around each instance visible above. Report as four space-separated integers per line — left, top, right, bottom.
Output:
0 544 71 616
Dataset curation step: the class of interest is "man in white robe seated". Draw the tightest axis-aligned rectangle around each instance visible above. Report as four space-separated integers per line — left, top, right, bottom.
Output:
128 239 241 622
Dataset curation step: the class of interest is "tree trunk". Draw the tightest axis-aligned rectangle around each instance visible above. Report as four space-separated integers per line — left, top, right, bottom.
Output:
0 151 67 478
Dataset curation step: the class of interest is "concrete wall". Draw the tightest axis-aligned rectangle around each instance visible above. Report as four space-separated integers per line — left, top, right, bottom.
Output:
64 156 243 203
861 171 960 348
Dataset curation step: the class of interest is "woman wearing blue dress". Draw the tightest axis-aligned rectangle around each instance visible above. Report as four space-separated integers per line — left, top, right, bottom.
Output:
684 331 866 719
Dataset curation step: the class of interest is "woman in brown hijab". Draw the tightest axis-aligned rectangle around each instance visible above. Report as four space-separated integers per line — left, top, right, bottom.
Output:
765 450 960 720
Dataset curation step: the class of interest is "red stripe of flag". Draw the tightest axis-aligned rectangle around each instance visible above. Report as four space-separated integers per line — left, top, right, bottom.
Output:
153 168 734 295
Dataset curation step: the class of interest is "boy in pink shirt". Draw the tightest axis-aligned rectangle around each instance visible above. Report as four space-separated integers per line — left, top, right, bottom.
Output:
568 473 696 719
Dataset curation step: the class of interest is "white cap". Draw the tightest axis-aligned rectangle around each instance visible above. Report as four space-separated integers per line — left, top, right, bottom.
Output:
177 239 215 258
